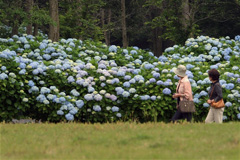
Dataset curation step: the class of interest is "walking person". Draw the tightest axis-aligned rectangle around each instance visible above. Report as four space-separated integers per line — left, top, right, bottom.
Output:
205 69 224 123
171 65 194 122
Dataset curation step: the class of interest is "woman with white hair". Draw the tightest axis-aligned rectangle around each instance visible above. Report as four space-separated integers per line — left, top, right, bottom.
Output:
171 65 194 122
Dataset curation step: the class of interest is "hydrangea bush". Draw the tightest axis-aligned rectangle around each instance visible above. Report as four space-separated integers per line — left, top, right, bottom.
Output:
0 34 240 122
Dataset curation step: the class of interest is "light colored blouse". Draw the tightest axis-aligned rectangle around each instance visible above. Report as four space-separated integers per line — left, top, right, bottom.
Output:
176 76 193 101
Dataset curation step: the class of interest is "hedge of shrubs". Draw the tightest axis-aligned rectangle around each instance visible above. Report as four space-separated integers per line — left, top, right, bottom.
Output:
0 34 239 123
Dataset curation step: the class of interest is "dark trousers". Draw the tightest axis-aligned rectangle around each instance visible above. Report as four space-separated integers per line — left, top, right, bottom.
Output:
171 109 192 122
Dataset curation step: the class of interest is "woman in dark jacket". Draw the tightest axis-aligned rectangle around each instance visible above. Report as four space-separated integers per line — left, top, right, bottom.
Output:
205 69 224 123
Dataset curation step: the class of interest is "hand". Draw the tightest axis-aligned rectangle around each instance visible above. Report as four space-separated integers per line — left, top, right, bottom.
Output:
172 93 179 98
207 99 212 104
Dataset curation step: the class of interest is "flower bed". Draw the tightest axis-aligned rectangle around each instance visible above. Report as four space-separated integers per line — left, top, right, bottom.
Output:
0 34 239 122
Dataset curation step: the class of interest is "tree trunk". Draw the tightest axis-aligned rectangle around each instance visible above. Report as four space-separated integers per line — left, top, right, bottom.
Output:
33 23 38 36
101 8 110 46
121 0 127 48
76 0 83 40
26 0 33 35
181 0 193 37
12 14 20 36
152 27 163 57
49 0 59 42
12 24 19 36
106 8 111 45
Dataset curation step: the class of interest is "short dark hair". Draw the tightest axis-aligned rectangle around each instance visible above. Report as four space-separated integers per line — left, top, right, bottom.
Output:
208 69 220 81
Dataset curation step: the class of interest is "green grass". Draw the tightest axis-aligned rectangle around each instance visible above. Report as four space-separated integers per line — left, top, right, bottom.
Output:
0 122 240 159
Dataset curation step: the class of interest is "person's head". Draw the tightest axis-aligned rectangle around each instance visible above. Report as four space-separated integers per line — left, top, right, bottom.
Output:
173 65 186 78
208 69 220 82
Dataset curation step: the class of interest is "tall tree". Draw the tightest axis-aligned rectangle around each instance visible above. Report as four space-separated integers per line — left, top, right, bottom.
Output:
181 0 190 34
25 0 34 35
49 0 59 41
121 0 128 47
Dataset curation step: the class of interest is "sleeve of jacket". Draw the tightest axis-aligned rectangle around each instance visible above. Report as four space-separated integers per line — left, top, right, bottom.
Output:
214 84 223 102
183 81 192 100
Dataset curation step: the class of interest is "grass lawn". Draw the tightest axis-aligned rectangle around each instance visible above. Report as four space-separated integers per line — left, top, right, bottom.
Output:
0 122 240 159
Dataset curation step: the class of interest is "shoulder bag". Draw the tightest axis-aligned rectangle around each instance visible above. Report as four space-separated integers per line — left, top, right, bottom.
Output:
178 83 196 113
210 83 225 109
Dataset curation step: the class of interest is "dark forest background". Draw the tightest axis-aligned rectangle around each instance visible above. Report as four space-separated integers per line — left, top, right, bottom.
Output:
0 0 240 56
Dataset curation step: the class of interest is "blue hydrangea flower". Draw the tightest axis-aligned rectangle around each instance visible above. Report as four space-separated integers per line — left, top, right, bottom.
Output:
76 100 84 108
149 78 156 83
36 94 47 103
101 83 106 87
93 105 101 112
223 116 227 121
158 55 168 62
67 76 75 83
65 113 74 121
94 94 102 101
153 72 160 78
186 64 194 70
124 75 131 80
123 82 130 88
132 69 140 75
163 88 171 95
227 73 234 78
84 94 93 101
40 87 51 94
203 103 209 107
47 94 55 100
57 110 64 115
237 78 240 84
213 56 220 61
130 50 137 54
225 102 232 107
122 91 130 98
129 88 136 93
193 98 200 103
24 44 30 49
210 65 218 69
88 87 95 93
1 66 6 71
200 91 208 97
116 113 122 118
60 105 68 110
140 95 150 100
123 49 128 54
115 87 124 95
151 96 156 101
129 78 136 84
71 89 80 97
19 63 26 69
109 45 117 52
111 106 119 112
164 47 174 52
30 86 39 93
59 97 66 102
70 108 78 115
237 113 240 120
157 80 164 85
19 69 26 75
226 83 234 90
28 80 35 87
144 64 154 70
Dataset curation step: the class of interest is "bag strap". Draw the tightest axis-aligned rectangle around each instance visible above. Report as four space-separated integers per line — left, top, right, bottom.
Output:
210 83 220 99
210 85 215 99
180 81 187 101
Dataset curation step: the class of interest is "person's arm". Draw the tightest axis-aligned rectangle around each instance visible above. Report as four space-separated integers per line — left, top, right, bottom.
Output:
183 81 192 100
173 82 191 98
214 84 223 102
